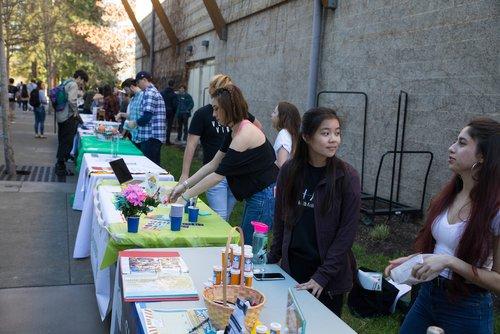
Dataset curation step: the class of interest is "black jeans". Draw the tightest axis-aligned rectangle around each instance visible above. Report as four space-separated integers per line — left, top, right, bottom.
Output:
165 111 175 143
176 113 190 141
318 291 344 317
56 116 78 165
140 138 162 166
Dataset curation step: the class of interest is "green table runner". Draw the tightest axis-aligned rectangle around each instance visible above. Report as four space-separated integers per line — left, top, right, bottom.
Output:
99 181 239 268
76 136 143 172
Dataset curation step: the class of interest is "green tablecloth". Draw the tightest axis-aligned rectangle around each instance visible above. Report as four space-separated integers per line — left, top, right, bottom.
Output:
76 136 143 172
99 181 239 269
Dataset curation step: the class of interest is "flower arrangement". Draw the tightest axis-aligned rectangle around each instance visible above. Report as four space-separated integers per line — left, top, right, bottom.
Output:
114 184 160 218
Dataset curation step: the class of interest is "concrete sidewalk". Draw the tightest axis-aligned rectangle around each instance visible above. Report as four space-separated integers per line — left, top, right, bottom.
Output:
0 109 108 333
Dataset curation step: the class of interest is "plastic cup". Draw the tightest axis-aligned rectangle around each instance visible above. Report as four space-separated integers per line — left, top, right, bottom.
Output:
188 206 199 223
127 216 140 233
170 203 184 217
184 201 190 214
170 216 182 231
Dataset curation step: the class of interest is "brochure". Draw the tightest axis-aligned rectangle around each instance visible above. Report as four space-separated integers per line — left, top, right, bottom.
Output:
136 306 214 334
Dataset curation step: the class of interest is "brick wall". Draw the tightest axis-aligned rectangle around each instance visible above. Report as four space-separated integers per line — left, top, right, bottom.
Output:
135 0 499 209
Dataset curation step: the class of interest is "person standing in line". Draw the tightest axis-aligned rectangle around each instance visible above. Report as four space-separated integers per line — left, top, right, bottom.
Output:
168 84 277 243
126 71 166 166
160 79 178 145
55 69 89 176
29 81 48 138
175 84 194 143
268 107 361 317
116 78 143 147
386 118 499 334
27 79 37 112
271 101 301 168
20 84 30 112
178 74 262 221
101 84 120 121
8 78 18 118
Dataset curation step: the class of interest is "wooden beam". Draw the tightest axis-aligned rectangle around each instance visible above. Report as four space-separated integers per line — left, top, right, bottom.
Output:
151 0 179 46
202 0 227 41
121 0 150 56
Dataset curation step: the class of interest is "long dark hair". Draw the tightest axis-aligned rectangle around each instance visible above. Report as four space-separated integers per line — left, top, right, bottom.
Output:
276 101 301 155
282 107 344 224
414 117 500 297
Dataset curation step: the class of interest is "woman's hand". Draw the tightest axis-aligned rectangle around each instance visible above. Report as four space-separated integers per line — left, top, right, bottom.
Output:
296 279 323 298
412 254 452 280
167 183 186 203
384 254 418 277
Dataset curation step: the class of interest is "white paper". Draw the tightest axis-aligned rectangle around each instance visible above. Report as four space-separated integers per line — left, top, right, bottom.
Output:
390 254 438 285
358 270 382 291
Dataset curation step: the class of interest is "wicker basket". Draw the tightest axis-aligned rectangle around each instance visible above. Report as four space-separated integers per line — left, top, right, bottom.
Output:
203 226 266 330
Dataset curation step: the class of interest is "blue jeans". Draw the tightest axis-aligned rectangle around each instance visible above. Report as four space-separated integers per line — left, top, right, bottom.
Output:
206 177 237 221
140 138 162 166
241 184 275 245
34 106 46 135
400 280 493 334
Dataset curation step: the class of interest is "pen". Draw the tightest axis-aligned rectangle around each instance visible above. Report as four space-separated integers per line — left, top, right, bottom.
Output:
188 317 210 333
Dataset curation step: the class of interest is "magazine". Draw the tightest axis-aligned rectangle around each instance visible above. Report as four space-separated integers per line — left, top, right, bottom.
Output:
119 250 198 302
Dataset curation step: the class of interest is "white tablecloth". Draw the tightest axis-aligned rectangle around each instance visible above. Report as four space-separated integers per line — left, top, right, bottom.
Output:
73 153 174 259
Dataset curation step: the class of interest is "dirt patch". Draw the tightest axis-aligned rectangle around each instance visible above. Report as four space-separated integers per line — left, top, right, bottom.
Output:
355 214 423 256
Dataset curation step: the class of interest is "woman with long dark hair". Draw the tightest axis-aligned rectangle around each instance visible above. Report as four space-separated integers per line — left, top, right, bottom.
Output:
168 84 278 243
268 107 361 317
271 101 301 168
20 84 29 111
101 84 120 121
386 117 500 334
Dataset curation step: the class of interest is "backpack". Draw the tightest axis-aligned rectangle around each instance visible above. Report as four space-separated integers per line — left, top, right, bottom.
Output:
49 80 69 112
29 89 41 108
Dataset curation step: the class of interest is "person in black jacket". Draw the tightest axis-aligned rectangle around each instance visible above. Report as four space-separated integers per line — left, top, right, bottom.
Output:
160 80 178 145
268 107 361 317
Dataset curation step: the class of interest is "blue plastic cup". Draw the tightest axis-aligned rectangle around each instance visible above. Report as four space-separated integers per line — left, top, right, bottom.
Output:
170 216 182 231
184 201 190 214
127 216 140 233
188 206 199 223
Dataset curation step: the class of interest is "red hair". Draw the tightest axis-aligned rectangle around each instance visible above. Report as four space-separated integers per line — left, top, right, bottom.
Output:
414 117 500 298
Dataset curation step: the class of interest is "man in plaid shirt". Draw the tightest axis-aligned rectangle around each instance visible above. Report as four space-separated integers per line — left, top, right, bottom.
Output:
130 71 166 165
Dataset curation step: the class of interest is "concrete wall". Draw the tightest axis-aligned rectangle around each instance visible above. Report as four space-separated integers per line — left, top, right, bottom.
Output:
135 0 499 210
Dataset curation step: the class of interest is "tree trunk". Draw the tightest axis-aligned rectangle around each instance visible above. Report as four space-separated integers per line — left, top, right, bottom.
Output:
31 59 37 79
0 4 17 178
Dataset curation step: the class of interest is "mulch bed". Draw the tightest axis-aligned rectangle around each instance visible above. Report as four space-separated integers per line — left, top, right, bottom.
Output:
355 214 423 256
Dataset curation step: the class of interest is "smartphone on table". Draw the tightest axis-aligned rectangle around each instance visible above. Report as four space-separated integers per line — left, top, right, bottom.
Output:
254 273 285 281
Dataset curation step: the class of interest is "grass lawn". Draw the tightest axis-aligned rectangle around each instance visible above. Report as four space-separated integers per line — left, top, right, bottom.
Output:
160 145 499 334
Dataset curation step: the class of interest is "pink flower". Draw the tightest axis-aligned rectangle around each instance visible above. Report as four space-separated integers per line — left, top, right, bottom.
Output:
122 184 147 206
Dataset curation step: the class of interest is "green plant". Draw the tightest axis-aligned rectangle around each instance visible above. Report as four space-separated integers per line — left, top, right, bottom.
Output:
369 224 390 241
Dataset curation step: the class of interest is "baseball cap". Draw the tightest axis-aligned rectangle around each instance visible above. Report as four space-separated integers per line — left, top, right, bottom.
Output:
135 71 152 81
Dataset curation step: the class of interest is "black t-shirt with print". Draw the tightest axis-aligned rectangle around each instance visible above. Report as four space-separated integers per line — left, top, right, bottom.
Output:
288 163 325 284
188 104 255 164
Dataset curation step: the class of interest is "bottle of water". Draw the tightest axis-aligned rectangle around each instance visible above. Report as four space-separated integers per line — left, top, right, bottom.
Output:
251 221 269 265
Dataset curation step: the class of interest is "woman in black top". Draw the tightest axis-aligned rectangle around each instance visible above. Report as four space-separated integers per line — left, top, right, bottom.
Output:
168 84 278 244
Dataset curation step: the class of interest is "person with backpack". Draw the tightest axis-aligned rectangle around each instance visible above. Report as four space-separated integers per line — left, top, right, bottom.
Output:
268 107 361 318
30 81 48 138
20 84 29 112
53 69 89 176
